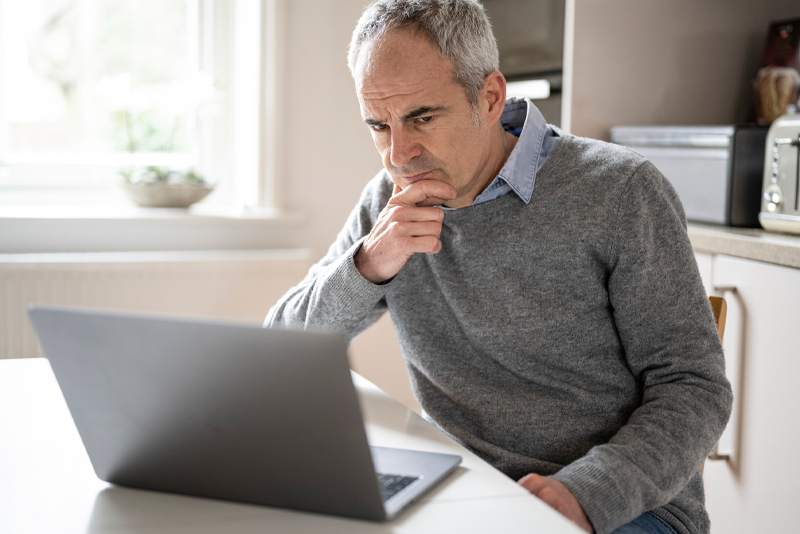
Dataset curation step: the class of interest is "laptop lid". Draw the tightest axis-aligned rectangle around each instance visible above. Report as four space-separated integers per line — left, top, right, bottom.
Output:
28 306 389 521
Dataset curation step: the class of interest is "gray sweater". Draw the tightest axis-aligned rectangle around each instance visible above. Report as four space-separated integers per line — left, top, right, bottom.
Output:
265 133 733 534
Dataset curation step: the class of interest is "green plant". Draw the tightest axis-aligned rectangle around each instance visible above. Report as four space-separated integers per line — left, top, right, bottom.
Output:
121 166 208 186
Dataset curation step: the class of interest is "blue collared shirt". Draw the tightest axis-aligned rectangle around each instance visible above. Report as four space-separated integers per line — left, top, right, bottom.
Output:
446 97 558 209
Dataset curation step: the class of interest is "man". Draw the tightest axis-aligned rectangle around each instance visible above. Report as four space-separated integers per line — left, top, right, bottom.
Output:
265 1 732 533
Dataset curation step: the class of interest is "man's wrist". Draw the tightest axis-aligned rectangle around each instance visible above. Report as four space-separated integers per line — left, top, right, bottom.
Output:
353 243 394 285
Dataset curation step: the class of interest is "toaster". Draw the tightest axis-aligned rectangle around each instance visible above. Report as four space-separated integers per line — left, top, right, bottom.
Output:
610 126 768 227
760 114 800 235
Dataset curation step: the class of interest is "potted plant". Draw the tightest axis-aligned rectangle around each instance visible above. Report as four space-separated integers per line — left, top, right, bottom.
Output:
121 166 213 208
95 71 219 209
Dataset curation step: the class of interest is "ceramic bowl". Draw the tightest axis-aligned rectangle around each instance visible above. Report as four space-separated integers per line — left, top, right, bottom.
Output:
123 182 214 208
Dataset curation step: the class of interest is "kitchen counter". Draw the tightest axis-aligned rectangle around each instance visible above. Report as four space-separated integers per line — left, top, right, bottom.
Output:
687 222 800 270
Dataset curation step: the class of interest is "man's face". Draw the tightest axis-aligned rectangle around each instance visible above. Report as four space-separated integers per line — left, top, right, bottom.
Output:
354 29 496 208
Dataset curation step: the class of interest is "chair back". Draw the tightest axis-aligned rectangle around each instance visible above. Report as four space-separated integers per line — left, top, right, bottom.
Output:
705 295 730 466
708 296 727 342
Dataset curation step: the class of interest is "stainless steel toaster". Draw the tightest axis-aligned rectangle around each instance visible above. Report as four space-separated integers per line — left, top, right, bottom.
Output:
610 126 768 227
760 114 800 235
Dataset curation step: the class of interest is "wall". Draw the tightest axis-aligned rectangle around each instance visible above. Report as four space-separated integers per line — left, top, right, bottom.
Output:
274 0 417 412
569 0 800 141
1 250 312 359
279 0 382 258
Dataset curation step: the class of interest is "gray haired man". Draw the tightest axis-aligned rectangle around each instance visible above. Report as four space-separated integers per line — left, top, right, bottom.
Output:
265 1 732 533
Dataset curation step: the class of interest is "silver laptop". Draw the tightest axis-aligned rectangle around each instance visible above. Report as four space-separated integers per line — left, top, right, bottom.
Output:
28 305 461 521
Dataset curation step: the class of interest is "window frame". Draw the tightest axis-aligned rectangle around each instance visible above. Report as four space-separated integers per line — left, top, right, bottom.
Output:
0 0 284 213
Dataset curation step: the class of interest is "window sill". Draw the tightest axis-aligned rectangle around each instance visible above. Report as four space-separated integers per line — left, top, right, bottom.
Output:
0 204 306 253
0 202 302 220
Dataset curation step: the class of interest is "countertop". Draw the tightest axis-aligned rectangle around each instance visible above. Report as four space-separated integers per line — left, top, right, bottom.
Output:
687 222 800 269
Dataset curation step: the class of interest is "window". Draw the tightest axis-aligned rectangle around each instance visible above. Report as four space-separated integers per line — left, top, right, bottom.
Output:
0 0 274 211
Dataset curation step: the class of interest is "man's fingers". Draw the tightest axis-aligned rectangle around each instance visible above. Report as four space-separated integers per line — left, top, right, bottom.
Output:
394 179 457 207
388 205 445 223
518 474 593 533
415 196 451 208
394 225 442 250
387 234 441 256
518 473 547 493
407 222 443 239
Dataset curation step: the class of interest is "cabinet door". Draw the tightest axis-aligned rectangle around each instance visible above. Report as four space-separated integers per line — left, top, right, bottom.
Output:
694 251 713 294
704 255 800 534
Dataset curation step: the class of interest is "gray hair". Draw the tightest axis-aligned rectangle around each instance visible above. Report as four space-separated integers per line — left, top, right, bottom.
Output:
347 0 499 105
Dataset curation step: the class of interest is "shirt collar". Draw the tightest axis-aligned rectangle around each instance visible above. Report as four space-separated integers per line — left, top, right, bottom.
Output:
492 96 549 205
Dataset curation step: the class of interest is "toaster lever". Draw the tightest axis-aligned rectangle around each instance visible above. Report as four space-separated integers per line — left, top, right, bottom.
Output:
774 136 800 147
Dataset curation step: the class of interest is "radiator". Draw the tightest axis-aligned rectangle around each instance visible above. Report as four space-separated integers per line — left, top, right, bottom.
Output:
0 249 312 360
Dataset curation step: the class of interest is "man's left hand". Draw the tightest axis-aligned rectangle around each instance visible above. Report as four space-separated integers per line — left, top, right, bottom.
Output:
518 473 593 533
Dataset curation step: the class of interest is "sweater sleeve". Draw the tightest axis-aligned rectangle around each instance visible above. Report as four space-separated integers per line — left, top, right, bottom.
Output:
550 161 733 534
263 172 394 339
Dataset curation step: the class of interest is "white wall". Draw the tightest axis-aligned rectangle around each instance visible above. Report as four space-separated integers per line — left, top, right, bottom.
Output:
275 0 416 411
568 0 800 140
1 250 312 358
278 0 382 258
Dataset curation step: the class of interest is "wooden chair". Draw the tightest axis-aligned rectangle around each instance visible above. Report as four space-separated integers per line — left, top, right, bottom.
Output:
708 296 727 342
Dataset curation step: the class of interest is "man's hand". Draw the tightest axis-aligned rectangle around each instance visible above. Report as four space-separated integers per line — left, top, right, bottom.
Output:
518 474 593 533
355 180 457 284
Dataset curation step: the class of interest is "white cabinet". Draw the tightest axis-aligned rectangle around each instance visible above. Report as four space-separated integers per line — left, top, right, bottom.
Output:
694 253 800 534
694 252 713 294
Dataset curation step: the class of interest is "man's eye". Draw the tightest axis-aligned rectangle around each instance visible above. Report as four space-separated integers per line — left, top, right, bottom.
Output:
371 124 388 131
417 116 433 123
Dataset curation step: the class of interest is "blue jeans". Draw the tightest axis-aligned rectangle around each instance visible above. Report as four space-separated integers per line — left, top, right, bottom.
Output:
609 512 678 534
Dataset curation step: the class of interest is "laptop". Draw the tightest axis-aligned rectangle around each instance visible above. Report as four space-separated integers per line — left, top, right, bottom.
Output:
27 305 461 521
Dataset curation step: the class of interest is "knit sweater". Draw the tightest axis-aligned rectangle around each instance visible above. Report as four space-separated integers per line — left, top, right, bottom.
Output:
265 133 733 534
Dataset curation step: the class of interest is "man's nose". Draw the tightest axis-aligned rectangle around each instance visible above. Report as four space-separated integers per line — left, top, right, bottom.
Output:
389 127 423 168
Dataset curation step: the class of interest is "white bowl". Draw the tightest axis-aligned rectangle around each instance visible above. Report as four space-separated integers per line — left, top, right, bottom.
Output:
123 182 214 208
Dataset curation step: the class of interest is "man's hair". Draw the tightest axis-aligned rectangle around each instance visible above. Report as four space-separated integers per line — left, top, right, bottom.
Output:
347 0 499 105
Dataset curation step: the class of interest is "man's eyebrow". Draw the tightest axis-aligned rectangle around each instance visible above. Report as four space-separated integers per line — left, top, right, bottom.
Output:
402 106 446 121
363 106 448 126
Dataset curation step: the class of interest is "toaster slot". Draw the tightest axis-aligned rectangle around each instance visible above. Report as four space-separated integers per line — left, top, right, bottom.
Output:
795 142 799 212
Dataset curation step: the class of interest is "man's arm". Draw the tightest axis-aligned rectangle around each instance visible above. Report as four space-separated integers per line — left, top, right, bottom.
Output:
264 172 391 336
265 173 456 337
522 161 733 534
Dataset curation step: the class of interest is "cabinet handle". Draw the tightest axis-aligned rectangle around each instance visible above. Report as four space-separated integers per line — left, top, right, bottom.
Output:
708 285 739 462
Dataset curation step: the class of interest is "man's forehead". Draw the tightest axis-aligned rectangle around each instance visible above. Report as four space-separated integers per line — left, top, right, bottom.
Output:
357 77 454 123
354 30 462 120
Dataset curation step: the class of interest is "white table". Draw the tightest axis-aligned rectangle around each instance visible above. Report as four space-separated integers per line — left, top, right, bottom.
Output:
0 358 582 534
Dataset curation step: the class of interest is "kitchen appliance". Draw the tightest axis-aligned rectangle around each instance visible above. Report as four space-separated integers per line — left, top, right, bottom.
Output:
759 113 800 235
610 126 768 227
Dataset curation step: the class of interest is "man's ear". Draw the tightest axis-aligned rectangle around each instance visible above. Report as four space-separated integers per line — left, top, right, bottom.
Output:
481 71 507 124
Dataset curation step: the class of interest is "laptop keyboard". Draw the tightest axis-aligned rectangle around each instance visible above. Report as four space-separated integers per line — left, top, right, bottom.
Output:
377 473 419 501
